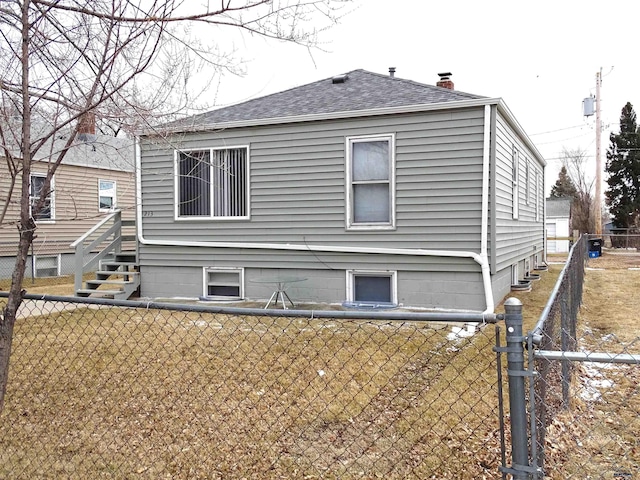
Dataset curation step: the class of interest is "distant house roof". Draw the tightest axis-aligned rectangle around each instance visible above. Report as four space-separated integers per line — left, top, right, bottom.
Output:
1 116 134 172
546 197 572 218
166 69 485 130
52 135 134 173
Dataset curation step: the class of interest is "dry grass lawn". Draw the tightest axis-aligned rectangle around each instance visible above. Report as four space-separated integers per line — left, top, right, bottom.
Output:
541 250 640 479
0 250 638 479
0 300 504 479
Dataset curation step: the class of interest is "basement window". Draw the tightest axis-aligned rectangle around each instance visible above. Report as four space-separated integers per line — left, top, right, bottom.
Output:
33 254 61 278
347 270 397 305
203 267 244 300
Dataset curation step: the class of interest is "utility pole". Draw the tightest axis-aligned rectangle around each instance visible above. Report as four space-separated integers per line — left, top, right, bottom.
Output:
595 69 602 235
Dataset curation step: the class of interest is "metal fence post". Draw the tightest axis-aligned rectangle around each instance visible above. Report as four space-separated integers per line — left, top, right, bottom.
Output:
504 297 531 479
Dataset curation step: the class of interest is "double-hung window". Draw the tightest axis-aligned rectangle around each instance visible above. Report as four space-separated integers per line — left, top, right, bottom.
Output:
30 173 54 221
535 169 541 222
176 147 249 219
346 134 395 229
526 161 532 206
512 146 519 220
99 179 116 211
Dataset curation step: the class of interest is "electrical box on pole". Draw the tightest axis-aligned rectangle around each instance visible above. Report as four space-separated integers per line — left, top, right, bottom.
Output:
583 96 595 117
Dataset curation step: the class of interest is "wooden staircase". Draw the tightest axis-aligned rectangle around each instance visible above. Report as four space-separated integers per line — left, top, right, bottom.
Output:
72 210 140 300
75 251 139 300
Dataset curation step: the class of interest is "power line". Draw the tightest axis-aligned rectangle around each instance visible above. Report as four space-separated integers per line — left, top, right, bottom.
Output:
529 124 588 136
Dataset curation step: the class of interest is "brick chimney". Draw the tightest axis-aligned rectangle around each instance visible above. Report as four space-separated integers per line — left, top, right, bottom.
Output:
436 72 454 90
78 111 96 135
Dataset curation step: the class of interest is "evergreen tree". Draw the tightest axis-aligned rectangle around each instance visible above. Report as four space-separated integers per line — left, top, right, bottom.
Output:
605 102 640 229
550 166 578 198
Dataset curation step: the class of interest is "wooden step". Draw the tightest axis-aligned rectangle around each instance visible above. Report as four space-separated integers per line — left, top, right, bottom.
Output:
86 279 135 287
95 270 139 277
76 288 124 298
101 261 137 269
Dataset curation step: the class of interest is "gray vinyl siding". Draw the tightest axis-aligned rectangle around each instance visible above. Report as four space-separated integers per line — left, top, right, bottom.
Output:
139 107 490 309
141 262 486 311
140 108 486 256
493 110 545 274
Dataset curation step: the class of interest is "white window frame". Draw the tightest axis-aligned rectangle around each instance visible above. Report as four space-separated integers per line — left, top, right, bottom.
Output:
512 146 519 220
33 254 61 277
535 168 541 222
98 179 117 212
29 172 55 223
202 267 244 300
174 146 250 221
346 270 397 305
526 160 532 206
345 134 396 230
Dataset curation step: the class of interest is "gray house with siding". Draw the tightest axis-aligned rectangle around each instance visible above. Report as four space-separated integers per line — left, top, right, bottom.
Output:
136 69 545 313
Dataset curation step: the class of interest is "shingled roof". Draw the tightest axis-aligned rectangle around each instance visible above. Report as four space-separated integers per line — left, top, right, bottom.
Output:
546 197 572 218
172 69 485 129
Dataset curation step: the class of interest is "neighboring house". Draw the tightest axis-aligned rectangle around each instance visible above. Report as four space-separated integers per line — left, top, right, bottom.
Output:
0 118 135 279
137 69 545 313
545 197 572 254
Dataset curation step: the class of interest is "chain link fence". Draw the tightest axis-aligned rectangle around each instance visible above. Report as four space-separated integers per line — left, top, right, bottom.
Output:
0 240 77 281
3 238 639 479
530 236 640 479
1 294 506 479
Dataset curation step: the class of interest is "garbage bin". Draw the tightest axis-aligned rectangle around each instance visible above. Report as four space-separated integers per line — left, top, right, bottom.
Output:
588 238 602 258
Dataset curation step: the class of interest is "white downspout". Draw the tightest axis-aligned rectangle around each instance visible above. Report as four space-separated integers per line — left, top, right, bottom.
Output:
479 104 495 313
136 126 496 313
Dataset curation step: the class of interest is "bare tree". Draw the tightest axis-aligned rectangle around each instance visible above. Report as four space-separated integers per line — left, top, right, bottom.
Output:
559 147 595 234
0 0 349 412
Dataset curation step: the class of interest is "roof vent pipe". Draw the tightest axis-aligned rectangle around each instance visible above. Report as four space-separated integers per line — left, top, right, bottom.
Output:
331 74 349 84
389 67 396 78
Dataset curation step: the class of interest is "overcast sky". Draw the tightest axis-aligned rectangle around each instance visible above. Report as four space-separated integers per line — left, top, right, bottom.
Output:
206 0 639 194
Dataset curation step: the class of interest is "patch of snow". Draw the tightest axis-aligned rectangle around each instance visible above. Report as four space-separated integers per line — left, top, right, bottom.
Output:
446 325 476 341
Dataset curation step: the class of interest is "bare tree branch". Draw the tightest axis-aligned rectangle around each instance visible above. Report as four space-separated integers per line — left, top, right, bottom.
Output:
0 0 351 413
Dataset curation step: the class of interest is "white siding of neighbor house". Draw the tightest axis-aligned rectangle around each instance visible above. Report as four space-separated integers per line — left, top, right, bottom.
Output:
546 218 570 253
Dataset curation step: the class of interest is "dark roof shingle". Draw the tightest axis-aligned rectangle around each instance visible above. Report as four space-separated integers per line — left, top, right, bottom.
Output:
175 69 485 128
546 197 572 217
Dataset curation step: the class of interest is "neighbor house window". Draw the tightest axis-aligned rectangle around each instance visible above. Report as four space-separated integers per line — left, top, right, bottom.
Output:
203 267 244 300
346 134 395 229
176 147 249 219
346 270 397 305
99 179 116 211
30 173 54 221
512 146 519 220
33 254 61 277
